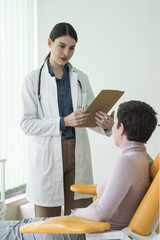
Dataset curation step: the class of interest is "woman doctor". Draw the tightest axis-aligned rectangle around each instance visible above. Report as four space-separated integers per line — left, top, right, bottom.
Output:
20 22 114 217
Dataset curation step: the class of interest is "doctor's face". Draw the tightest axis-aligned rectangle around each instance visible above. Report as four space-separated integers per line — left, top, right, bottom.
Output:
48 35 76 67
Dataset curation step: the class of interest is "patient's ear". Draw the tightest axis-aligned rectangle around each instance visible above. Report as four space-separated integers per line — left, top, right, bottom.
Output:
119 123 125 135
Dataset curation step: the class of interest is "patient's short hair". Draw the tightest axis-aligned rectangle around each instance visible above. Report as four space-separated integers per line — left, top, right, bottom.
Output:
117 100 157 143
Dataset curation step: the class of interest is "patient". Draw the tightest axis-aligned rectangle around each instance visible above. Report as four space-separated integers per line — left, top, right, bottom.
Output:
0 100 157 240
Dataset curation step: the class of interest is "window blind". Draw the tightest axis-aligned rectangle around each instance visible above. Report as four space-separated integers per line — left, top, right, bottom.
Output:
0 0 34 195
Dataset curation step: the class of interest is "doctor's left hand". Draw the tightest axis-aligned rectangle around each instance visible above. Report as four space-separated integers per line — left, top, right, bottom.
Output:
95 111 115 130
64 110 91 127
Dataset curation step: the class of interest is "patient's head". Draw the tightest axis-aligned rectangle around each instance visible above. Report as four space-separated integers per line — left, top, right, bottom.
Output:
113 100 157 144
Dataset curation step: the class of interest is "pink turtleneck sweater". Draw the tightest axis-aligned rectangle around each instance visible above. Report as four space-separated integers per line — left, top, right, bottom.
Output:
71 141 152 230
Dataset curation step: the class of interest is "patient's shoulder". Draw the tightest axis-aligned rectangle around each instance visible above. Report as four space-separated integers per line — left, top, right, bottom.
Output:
112 155 138 182
116 154 136 169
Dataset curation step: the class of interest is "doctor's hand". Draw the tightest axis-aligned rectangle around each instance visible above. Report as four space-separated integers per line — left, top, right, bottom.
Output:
95 110 115 130
64 110 91 127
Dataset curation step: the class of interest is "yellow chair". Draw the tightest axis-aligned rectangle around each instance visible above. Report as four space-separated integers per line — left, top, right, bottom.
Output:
20 153 160 240
71 184 97 202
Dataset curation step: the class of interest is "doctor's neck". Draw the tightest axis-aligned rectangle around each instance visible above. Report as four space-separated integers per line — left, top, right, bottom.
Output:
49 58 65 74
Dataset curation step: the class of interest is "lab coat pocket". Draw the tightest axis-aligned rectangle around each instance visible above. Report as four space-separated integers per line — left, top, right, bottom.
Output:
82 93 87 109
30 141 47 170
77 92 88 110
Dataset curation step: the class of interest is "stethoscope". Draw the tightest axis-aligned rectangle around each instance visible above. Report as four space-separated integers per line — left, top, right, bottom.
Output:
38 63 44 101
38 63 83 101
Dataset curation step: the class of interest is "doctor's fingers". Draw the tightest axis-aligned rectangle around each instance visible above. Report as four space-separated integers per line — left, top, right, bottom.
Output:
96 111 114 122
77 116 89 125
74 111 91 119
78 112 91 119
75 114 90 123
95 112 107 123
72 112 90 126
105 111 115 128
96 111 111 119
95 117 111 130
95 114 113 129
110 110 115 118
65 112 88 125
69 116 88 127
95 115 104 125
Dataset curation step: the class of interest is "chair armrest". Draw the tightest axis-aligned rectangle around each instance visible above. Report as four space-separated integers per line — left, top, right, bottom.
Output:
70 184 97 195
19 216 110 234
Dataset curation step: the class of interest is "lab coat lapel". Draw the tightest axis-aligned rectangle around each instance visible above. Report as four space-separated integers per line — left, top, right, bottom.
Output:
41 62 59 117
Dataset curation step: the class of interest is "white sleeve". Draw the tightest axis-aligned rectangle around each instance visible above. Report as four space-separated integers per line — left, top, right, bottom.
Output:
20 74 61 137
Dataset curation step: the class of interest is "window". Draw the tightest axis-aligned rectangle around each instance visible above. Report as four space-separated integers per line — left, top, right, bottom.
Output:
0 0 35 197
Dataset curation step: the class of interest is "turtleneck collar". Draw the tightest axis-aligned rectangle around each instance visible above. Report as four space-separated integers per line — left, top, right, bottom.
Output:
120 141 146 155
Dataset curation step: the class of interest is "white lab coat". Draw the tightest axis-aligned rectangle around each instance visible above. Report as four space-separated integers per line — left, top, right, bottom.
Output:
20 61 110 207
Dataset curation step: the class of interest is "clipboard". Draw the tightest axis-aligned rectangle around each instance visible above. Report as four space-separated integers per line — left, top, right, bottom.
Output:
77 90 124 127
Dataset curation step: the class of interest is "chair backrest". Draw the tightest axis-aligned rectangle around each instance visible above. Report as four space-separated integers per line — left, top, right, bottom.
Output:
150 152 159 179
128 153 160 236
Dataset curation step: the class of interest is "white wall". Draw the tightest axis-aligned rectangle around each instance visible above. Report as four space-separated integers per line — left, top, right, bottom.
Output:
37 0 160 183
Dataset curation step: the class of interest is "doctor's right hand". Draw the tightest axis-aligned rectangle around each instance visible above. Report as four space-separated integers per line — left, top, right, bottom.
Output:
64 110 91 127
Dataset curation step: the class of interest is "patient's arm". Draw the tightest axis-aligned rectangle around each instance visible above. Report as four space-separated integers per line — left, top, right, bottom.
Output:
96 175 108 197
71 156 134 222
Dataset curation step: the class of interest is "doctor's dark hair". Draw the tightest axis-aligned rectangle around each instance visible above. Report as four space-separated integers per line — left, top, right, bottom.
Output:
45 22 78 61
116 100 157 143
